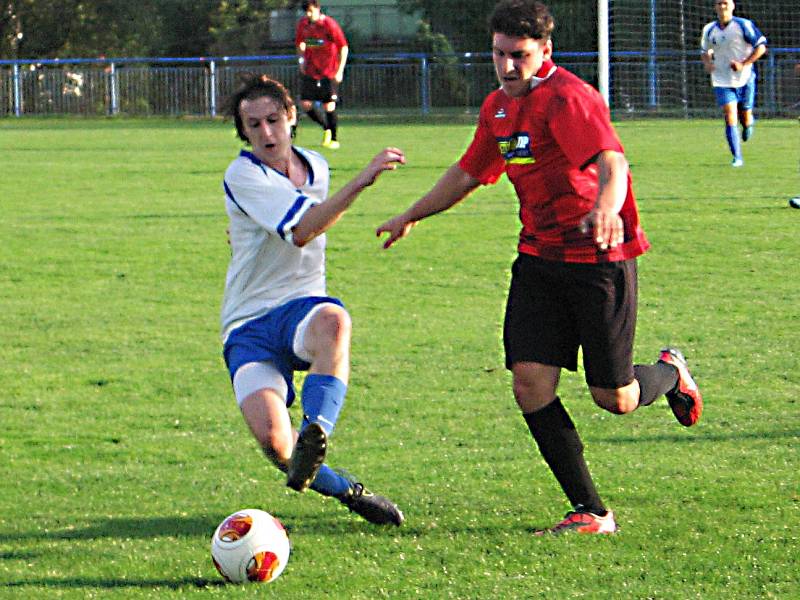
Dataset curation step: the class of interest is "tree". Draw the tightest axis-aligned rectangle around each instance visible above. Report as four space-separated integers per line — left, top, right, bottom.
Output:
0 0 292 60
0 0 165 59
155 0 218 57
397 0 495 53
1 0 80 59
1 1 22 58
397 0 597 53
62 1 165 58
208 0 292 56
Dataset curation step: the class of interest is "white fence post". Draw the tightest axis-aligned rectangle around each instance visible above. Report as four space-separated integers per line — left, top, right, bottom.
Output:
109 62 119 115
209 60 217 117
420 55 430 116
13 63 21 117
597 0 610 107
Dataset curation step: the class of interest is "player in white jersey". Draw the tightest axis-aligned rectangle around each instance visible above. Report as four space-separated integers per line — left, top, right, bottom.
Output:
220 74 405 525
701 0 767 167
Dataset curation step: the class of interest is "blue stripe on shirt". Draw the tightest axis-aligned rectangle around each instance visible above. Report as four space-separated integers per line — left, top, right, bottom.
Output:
223 180 249 216
277 195 310 241
240 149 268 175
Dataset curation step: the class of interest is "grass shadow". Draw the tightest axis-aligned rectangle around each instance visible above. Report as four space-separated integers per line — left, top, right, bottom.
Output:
1 577 225 590
0 510 436 543
591 428 799 445
0 514 227 543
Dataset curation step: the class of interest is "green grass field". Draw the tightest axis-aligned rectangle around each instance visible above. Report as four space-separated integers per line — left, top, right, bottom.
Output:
0 116 798 599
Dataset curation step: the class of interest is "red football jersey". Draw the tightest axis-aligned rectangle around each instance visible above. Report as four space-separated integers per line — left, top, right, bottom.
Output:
459 61 649 263
295 15 348 80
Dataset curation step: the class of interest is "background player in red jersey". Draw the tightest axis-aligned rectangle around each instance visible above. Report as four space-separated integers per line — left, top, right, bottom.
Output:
296 0 348 149
377 0 703 535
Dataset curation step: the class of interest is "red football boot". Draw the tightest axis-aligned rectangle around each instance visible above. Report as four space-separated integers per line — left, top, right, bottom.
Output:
659 347 703 426
535 508 617 536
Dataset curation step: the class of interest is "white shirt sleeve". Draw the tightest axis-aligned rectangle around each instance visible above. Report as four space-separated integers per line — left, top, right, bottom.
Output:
700 22 713 53
223 158 318 246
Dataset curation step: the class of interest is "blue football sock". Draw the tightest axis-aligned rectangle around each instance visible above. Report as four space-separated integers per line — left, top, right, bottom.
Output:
725 124 741 160
300 374 346 436
309 464 351 497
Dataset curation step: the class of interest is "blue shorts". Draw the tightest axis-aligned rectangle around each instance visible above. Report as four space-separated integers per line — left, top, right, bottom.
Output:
223 296 344 406
714 76 757 110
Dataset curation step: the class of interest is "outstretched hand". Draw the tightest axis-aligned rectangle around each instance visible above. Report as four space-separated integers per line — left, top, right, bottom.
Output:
357 147 406 188
376 213 415 250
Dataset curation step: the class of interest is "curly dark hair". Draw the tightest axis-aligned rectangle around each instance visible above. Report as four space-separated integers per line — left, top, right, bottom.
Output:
222 74 295 143
489 0 555 40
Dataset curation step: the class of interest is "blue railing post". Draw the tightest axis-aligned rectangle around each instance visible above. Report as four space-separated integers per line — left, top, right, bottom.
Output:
766 52 776 115
12 63 21 117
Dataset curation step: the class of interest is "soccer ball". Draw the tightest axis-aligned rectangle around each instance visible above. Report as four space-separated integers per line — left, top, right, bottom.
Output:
789 196 800 209
210 509 290 584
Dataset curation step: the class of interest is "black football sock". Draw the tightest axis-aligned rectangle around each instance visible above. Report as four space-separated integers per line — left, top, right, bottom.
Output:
523 397 606 515
325 110 338 140
634 362 679 407
305 107 326 129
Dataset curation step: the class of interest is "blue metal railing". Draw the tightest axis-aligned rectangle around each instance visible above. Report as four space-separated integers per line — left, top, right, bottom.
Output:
1 49 798 118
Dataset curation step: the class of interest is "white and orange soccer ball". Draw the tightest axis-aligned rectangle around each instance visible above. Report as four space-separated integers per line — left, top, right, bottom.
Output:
210 509 290 583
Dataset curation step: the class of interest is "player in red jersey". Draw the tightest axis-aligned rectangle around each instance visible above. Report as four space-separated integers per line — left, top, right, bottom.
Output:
296 0 348 149
377 0 703 535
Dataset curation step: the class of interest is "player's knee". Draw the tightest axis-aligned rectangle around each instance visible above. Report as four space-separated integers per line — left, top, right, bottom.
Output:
313 307 352 347
591 388 638 414
512 379 552 413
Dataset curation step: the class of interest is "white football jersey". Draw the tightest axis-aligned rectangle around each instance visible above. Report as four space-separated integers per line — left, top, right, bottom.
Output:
220 147 330 340
701 17 767 88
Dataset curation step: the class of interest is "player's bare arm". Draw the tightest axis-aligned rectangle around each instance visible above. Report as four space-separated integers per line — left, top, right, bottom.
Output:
376 163 480 249
701 50 715 73
580 150 629 250
297 42 307 74
293 147 405 247
730 43 766 72
335 46 349 83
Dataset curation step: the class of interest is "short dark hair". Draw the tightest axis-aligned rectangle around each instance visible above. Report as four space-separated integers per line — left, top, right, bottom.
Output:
222 74 295 143
489 0 555 40
301 0 320 11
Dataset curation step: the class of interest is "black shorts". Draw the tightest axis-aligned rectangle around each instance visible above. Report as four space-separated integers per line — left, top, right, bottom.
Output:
300 74 339 104
503 253 638 389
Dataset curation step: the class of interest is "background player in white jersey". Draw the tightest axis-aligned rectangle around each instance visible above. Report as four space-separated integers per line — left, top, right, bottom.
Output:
701 0 767 167
220 74 405 525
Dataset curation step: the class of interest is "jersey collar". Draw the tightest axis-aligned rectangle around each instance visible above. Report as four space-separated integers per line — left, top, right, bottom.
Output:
240 149 265 170
529 60 557 90
239 148 315 186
